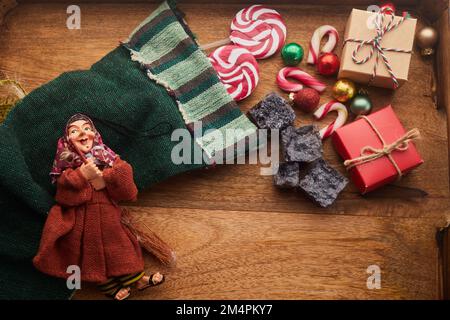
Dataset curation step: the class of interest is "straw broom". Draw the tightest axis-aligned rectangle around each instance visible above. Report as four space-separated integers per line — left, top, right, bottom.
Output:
121 208 176 266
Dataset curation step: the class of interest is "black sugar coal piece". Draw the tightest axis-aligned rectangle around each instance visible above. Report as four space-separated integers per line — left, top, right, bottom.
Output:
273 162 300 188
281 125 323 163
298 159 348 208
248 92 296 130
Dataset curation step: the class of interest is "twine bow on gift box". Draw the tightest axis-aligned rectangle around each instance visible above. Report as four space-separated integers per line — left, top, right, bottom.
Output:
344 7 412 89
344 115 421 179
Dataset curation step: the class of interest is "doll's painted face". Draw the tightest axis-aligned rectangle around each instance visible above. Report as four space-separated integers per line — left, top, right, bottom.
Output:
67 120 95 154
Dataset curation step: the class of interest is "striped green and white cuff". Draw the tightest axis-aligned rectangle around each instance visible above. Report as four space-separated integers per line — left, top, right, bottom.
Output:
122 0 259 161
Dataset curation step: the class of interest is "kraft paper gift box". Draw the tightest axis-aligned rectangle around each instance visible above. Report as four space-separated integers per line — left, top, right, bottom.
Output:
338 8 417 89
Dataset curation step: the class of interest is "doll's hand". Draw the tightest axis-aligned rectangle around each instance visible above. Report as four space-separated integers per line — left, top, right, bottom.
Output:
80 158 103 181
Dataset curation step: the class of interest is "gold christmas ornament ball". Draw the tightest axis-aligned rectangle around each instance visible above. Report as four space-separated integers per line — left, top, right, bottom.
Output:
332 79 356 103
416 26 438 56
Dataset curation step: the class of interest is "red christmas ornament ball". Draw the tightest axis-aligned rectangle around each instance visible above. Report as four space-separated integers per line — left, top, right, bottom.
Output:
380 2 396 14
317 53 340 76
289 88 320 113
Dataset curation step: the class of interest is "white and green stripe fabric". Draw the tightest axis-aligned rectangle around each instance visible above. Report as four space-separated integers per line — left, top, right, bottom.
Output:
123 0 259 159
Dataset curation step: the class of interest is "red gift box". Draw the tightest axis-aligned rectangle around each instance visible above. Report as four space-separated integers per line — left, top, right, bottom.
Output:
332 105 423 194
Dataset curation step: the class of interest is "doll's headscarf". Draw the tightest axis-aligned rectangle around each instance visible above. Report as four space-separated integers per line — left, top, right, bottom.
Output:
50 114 117 183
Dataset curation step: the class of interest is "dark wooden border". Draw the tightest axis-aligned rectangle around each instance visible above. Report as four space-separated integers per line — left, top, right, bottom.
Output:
2 0 449 300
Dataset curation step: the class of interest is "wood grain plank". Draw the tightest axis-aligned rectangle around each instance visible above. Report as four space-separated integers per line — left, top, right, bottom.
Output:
73 206 441 299
133 165 450 218
0 0 17 27
1 1 448 300
436 7 450 184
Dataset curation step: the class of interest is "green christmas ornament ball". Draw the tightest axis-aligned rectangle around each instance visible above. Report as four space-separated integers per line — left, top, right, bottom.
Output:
350 94 373 115
281 43 304 66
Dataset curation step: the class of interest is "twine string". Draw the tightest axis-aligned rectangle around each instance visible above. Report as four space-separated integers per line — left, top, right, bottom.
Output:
344 7 411 89
343 115 420 180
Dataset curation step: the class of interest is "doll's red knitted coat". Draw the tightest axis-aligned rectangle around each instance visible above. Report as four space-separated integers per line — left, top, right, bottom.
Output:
32 158 144 283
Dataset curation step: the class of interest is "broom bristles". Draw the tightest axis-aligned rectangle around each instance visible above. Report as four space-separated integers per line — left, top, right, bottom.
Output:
121 209 176 266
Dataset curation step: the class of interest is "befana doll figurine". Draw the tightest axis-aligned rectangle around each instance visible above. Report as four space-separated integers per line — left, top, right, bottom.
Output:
33 114 165 300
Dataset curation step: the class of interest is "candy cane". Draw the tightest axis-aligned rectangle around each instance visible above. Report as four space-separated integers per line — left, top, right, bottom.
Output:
307 25 339 65
276 67 326 93
313 100 348 139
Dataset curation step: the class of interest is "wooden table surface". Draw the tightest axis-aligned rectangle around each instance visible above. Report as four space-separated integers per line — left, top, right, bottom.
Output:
1 1 449 299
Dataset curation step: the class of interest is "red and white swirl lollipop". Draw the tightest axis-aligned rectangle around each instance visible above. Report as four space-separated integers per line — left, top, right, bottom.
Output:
230 5 287 59
208 45 259 101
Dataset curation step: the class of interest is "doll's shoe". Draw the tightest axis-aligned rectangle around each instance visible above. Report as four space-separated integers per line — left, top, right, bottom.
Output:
114 287 131 300
137 273 165 291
